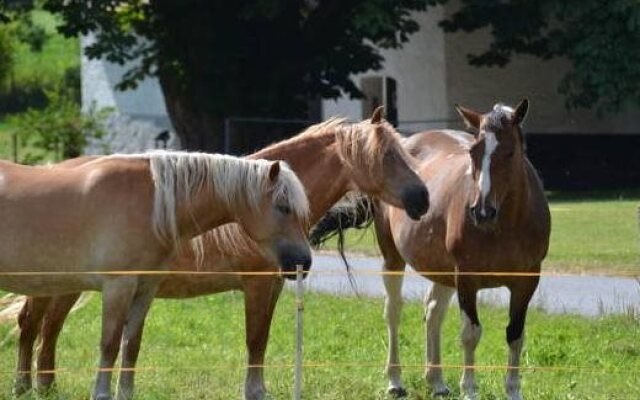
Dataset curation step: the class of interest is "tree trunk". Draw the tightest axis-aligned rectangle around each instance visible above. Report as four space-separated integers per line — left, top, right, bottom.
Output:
158 70 225 152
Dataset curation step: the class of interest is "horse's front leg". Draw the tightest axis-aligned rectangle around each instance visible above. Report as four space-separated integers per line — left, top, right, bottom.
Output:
93 277 138 400
14 296 50 396
116 278 160 400
505 276 539 400
457 278 481 400
382 261 406 397
37 293 82 391
242 275 284 400
423 283 455 397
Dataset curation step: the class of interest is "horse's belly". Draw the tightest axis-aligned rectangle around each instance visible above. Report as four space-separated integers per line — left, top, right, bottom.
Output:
0 275 99 296
156 274 242 298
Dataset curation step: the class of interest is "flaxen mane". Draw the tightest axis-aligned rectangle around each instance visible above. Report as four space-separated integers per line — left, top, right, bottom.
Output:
108 150 309 254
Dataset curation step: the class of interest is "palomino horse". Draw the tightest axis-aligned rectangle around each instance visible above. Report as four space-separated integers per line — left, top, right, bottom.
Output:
0 150 311 400
12 108 430 400
313 100 550 400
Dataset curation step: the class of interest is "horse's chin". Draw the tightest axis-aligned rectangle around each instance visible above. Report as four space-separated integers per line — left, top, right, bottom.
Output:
468 214 499 233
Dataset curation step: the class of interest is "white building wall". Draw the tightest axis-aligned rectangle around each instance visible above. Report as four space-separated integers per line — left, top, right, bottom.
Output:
81 34 179 154
442 1 640 134
322 8 450 132
324 5 640 135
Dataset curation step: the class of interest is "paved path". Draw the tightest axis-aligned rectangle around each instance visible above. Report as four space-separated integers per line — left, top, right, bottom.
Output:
293 254 640 317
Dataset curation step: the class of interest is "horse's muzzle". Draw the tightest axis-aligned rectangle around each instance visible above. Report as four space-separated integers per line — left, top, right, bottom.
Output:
402 184 430 221
277 242 312 281
469 204 498 228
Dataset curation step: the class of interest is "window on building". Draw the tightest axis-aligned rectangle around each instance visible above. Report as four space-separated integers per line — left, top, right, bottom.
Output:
360 76 398 126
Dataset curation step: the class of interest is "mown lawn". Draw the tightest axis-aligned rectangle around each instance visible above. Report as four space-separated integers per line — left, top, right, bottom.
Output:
317 192 640 274
0 291 637 399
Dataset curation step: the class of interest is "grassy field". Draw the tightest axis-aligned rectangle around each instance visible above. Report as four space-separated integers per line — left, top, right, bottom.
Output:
0 291 636 400
317 192 640 274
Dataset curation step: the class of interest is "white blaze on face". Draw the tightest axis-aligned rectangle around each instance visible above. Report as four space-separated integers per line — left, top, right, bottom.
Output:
477 131 498 213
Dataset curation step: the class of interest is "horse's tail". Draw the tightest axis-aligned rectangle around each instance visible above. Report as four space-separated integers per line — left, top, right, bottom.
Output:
310 194 375 293
0 294 27 325
310 194 375 248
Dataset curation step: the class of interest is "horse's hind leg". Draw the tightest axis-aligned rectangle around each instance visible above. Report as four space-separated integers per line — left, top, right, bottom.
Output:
457 279 481 400
505 276 539 400
14 296 50 396
374 203 407 397
424 283 454 396
93 277 138 400
242 276 284 400
116 278 160 400
37 293 81 391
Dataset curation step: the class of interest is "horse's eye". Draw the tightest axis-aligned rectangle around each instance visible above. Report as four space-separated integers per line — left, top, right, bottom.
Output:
277 204 291 214
506 150 515 158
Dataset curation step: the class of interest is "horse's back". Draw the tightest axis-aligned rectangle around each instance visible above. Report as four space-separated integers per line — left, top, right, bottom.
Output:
0 158 160 278
403 130 474 161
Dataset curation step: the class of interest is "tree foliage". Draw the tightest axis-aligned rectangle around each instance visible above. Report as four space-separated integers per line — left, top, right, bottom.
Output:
0 24 13 90
35 0 432 150
46 0 428 114
7 88 111 162
438 0 640 114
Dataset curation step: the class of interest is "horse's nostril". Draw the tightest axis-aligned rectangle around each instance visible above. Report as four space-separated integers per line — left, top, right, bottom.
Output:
486 207 497 220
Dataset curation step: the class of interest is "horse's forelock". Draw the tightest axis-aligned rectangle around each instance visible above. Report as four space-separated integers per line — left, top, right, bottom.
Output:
271 162 310 226
337 119 413 174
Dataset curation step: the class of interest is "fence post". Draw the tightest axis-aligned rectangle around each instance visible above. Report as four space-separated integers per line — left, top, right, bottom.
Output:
12 132 18 163
293 263 304 400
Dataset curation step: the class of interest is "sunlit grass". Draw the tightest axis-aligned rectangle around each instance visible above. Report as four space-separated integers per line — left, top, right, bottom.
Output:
0 291 636 399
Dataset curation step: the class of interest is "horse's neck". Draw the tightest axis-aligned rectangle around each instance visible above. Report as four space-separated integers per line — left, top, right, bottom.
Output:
251 130 352 224
175 186 235 241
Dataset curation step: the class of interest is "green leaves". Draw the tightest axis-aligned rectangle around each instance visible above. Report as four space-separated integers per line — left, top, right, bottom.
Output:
39 0 430 119
7 88 112 163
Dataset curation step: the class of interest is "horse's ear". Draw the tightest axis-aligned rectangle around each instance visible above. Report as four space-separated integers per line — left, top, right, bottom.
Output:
371 106 385 124
455 104 481 132
268 161 281 182
513 98 529 125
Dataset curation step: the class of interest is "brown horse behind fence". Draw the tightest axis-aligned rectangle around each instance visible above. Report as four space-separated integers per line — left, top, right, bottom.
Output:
313 100 551 400
0 151 312 400
11 108 429 400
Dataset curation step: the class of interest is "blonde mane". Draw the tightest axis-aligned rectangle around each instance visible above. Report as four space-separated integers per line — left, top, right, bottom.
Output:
108 150 309 254
185 116 411 265
334 117 415 175
269 116 412 174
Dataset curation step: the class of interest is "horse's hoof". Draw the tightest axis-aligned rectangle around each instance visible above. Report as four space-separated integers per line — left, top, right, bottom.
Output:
387 386 408 398
93 394 112 400
432 386 451 397
13 379 32 397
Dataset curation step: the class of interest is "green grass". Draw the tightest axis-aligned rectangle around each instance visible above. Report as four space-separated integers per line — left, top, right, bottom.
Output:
0 291 636 399
317 192 640 273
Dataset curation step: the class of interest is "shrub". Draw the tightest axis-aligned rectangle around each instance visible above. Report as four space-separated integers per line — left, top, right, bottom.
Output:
7 88 112 163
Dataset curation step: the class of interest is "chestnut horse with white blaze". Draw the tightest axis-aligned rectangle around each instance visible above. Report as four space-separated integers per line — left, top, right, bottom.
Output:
0 150 311 400
12 108 430 400
313 100 550 400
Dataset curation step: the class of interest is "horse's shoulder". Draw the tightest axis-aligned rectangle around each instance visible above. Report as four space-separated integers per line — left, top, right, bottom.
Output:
404 130 473 161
